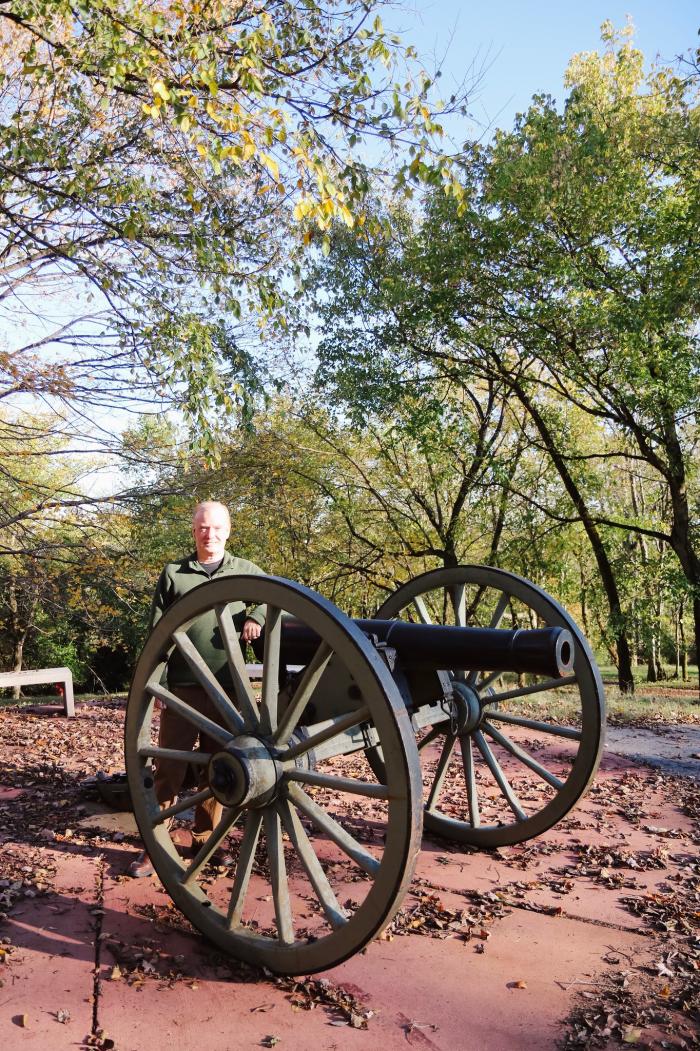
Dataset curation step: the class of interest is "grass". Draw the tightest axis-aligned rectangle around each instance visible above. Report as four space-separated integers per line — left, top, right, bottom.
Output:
0 690 128 710
597 661 699 688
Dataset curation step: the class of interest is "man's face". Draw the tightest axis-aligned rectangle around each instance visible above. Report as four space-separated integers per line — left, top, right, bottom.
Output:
192 505 230 563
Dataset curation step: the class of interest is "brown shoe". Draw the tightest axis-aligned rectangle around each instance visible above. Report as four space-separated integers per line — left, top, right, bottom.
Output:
128 851 154 878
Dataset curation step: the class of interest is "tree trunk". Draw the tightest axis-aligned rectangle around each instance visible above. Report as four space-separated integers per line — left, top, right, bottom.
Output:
655 416 700 700
11 637 24 700
646 632 658 683
679 599 688 681
508 381 634 691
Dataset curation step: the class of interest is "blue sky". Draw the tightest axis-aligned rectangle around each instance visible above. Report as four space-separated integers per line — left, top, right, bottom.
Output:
388 1 698 135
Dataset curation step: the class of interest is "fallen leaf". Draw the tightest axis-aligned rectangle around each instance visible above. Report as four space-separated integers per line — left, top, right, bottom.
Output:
56 1008 71 1023
622 1026 643 1044
508 980 527 989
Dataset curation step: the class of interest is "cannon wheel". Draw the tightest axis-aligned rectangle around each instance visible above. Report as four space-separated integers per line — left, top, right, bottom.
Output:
374 566 605 847
126 575 422 975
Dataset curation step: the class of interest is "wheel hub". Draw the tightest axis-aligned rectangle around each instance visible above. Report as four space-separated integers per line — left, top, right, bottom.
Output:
208 734 279 808
451 682 482 734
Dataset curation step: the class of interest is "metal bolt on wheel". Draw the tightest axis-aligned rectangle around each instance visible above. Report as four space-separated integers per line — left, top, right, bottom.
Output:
375 566 606 847
126 576 423 975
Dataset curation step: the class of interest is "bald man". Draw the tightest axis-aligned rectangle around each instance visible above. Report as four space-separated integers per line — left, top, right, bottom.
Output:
129 500 266 877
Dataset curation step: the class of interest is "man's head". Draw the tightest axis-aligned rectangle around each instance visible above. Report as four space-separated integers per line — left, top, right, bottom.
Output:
192 501 231 563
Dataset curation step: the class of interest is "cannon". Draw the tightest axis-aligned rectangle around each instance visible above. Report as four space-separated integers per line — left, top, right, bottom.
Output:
125 566 605 975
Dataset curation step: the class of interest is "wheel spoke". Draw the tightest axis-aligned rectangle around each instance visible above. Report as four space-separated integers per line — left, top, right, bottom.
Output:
216 605 260 727
273 641 333 747
181 807 243 885
417 724 443 752
172 632 245 734
459 735 480 827
278 705 371 762
466 593 512 686
146 683 235 748
152 786 214 826
452 583 466 627
259 606 282 734
473 730 526 822
489 591 511 629
482 721 564 790
286 783 380 876
264 808 294 945
411 595 432 624
286 768 389 799
138 746 211 766
476 669 504 691
487 709 582 741
277 798 347 929
487 673 577 704
227 811 263 929
426 733 456 811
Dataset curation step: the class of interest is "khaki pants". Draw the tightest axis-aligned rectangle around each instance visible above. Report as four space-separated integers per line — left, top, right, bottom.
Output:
154 684 224 846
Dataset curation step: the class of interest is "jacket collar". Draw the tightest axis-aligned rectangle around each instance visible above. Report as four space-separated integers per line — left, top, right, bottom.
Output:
187 549 232 575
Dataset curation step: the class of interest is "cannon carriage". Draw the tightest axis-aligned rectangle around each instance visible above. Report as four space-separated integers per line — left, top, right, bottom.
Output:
125 566 605 975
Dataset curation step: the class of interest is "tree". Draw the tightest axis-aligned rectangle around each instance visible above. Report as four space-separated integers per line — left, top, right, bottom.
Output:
0 0 468 408
477 23 700 688
1 1 475 566
307 26 700 692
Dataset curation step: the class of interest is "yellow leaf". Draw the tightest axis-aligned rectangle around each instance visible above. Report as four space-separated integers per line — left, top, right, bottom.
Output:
152 80 170 101
260 152 280 182
293 198 312 222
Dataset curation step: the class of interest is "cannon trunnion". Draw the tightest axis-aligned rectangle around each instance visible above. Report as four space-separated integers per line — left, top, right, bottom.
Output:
126 566 605 975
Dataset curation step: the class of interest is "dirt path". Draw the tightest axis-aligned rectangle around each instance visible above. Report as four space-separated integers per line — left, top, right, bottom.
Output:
605 724 700 780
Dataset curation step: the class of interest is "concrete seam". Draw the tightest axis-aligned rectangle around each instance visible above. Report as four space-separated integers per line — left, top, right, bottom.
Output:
420 877 648 937
91 854 106 1035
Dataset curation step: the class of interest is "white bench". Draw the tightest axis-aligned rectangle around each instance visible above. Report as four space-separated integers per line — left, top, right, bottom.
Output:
0 667 75 717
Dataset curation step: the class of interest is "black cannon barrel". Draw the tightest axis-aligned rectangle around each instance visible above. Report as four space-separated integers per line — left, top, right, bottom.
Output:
266 618 575 679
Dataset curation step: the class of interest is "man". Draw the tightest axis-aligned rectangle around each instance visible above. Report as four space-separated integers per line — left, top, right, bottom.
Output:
129 500 266 877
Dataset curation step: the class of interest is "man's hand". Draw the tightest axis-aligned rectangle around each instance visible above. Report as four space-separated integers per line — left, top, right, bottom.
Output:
240 618 262 643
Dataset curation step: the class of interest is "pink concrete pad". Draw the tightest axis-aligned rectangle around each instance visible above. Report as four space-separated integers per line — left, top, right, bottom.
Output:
415 840 563 895
98 861 383 1051
328 909 651 1050
0 848 99 1046
502 868 672 931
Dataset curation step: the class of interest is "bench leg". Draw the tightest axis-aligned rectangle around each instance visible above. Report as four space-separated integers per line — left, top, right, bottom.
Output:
63 677 75 717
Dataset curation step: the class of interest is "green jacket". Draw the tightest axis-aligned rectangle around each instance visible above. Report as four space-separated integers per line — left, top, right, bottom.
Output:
149 551 267 687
